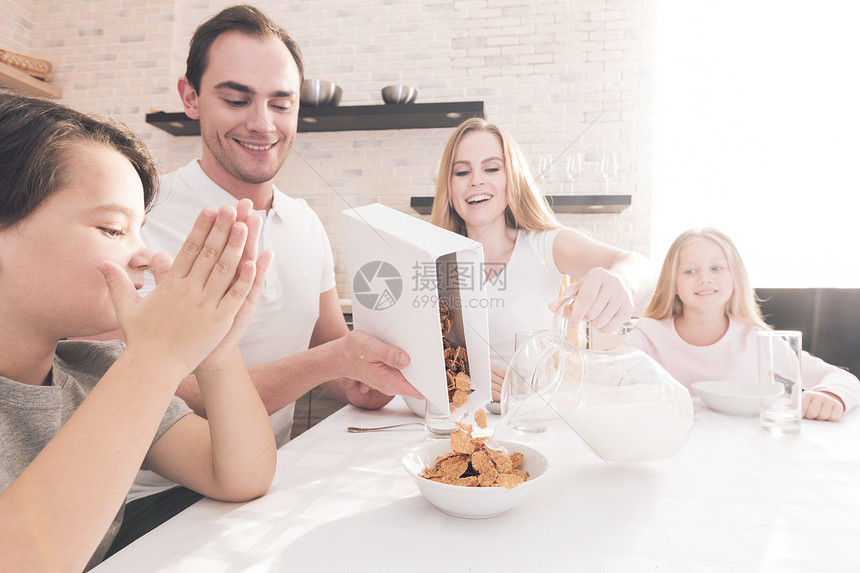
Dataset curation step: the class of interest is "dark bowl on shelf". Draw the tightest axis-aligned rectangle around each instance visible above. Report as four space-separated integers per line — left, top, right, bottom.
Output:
301 80 342 106
381 84 418 104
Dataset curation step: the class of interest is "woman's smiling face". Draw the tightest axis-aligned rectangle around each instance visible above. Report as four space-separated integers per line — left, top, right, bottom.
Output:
449 129 509 234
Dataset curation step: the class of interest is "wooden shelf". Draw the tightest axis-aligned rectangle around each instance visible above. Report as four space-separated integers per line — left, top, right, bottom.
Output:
410 194 631 215
146 101 485 135
544 194 631 213
0 61 61 98
145 112 200 136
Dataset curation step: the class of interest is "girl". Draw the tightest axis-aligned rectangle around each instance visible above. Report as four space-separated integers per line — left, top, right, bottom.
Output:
622 228 859 421
431 118 654 400
0 92 276 571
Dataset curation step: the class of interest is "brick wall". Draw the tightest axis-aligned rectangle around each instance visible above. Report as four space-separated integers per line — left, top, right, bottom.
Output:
1 0 656 299
1 0 36 52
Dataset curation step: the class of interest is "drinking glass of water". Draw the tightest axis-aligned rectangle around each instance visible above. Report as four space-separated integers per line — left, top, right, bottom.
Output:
757 330 802 434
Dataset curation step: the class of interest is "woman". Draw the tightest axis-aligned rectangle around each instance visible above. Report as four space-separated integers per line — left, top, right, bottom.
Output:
431 118 654 399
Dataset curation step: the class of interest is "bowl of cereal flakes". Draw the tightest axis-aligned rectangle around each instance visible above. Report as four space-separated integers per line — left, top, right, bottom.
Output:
402 411 548 518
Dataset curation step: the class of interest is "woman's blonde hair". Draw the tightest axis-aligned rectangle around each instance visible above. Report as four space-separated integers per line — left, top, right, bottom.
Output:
430 117 559 235
644 228 769 328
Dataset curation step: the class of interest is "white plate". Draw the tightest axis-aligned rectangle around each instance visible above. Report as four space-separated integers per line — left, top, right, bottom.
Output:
402 440 548 519
401 396 425 417
692 380 782 417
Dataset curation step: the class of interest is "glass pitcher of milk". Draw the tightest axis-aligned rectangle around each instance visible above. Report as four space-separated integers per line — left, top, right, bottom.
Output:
500 298 694 461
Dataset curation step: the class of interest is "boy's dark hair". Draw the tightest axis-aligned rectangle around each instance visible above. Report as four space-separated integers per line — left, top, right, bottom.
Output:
184 4 304 93
0 91 159 230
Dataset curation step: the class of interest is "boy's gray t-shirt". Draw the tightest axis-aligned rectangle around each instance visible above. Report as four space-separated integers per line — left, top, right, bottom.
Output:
0 339 192 569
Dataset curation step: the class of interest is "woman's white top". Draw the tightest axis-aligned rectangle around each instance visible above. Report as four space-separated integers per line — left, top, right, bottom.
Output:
485 228 564 369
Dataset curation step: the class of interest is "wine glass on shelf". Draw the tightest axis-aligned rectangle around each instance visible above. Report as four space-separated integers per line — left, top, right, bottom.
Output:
600 152 618 195
536 154 553 191
564 153 583 195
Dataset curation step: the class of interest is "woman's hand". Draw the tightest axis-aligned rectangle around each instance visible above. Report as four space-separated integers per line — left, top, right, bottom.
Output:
490 363 506 402
802 390 845 422
549 267 634 334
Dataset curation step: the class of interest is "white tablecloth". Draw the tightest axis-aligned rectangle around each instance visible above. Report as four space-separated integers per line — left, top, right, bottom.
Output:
94 399 860 572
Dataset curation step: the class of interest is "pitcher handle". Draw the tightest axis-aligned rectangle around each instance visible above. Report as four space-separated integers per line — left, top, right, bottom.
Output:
552 296 577 336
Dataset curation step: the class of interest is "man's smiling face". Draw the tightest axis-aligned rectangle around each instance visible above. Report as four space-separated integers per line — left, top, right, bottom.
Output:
191 31 301 187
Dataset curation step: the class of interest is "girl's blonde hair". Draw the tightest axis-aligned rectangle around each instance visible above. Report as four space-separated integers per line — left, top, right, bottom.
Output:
644 228 769 329
430 117 559 235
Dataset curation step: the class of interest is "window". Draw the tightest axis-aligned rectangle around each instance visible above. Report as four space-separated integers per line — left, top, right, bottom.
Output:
654 1 860 287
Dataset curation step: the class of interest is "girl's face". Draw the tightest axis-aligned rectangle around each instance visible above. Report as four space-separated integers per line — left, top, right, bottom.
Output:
675 238 734 316
449 130 509 234
0 145 153 340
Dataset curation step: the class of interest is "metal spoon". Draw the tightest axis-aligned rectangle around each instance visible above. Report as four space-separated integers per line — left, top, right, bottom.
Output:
347 422 423 433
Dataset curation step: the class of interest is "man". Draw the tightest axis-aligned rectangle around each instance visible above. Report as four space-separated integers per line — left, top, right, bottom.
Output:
127 5 420 505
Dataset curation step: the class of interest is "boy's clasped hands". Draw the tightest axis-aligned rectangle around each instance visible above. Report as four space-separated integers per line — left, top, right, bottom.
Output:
100 199 272 377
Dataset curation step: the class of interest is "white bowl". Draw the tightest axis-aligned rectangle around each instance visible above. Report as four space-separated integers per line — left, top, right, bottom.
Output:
402 396 426 417
402 440 548 519
692 380 782 417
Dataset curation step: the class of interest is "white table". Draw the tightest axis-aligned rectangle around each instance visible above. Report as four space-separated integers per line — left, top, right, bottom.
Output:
95 399 860 572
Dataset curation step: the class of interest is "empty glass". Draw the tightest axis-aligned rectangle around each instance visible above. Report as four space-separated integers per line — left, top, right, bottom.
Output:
424 398 458 440
564 153 583 194
537 154 553 188
599 152 618 194
505 330 552 433
757 330 802 434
